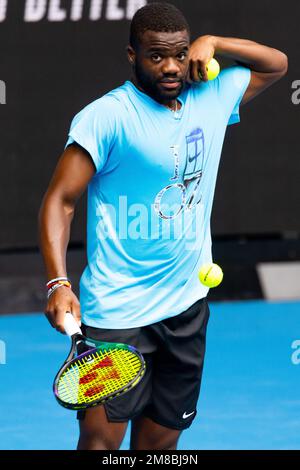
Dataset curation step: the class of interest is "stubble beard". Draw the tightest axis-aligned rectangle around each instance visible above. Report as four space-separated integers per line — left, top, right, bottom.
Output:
134 62 185 105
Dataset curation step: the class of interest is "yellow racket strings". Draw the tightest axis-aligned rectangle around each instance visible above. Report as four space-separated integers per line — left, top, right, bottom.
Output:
57 348 143 405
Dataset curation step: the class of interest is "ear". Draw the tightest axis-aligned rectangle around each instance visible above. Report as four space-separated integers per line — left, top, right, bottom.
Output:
127 45 136 66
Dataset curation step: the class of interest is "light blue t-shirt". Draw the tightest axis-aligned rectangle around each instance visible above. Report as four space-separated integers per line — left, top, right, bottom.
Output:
66 65 251 328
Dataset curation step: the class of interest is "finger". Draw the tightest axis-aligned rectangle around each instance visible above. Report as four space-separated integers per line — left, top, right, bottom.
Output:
199 62 208 82
45 310 56 328
56 308 71 334
186 68 192 84
190 60 201 82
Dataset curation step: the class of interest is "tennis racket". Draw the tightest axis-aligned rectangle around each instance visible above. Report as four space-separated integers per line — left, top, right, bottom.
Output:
53 312 145 410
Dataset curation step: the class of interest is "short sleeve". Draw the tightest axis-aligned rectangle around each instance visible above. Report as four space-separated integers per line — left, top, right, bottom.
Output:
65 96 118 174
211 65 251 125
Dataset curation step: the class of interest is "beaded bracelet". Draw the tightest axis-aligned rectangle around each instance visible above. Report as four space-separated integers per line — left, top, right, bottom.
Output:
46 277 72 299
47 280 71 290
46 277 71 288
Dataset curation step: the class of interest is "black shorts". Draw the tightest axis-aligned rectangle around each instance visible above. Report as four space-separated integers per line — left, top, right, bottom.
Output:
77 298 210 431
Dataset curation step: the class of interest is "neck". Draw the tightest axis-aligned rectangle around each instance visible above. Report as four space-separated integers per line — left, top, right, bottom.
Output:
165 99 178 112
130 77 181 111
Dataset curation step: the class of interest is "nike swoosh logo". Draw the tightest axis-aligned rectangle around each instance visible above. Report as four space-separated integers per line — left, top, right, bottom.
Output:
182 411 195 419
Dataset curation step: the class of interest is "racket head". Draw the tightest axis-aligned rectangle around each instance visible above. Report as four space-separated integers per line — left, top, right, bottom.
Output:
53 341 145 410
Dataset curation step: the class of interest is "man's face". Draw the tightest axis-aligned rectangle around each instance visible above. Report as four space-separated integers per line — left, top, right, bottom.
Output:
128 30 190 104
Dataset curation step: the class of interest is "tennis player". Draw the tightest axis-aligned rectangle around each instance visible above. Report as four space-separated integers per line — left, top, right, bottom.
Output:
39 2 287 450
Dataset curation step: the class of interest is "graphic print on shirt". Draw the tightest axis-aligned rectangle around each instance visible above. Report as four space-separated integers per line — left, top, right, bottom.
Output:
183 128 205 210
154 128 205 220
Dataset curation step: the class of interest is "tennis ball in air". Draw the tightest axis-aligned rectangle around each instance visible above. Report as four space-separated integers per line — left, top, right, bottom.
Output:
198 263 223 288
201 58 220 81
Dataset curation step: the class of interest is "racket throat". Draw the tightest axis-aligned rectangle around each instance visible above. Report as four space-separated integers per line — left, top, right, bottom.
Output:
75 336 90 356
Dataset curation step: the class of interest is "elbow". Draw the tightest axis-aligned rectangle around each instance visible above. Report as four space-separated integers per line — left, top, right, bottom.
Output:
38 191 75 230
277 51 288 76
281 52 288 75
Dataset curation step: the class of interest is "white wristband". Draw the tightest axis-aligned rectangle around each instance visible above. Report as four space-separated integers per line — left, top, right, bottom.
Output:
47 283 65 299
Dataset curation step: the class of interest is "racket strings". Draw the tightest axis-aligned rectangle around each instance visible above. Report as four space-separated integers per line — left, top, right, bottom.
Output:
56 348 143 405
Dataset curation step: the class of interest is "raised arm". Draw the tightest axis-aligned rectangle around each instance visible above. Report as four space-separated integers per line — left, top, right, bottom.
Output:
38 143 96 333
188 35 288 104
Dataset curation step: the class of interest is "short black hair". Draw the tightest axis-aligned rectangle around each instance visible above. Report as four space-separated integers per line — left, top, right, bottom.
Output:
130 2 190 49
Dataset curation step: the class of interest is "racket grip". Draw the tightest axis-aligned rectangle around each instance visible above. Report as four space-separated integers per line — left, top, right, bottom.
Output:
64 312 82 336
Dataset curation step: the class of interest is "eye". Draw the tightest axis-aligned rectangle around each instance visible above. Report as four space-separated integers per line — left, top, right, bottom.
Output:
177 52 187 61
151 54 162 63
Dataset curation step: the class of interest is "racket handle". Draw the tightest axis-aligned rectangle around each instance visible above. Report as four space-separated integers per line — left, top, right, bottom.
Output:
64 312 82 337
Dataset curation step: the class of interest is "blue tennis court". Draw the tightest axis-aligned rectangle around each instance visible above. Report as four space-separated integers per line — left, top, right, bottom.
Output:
0 300 299 450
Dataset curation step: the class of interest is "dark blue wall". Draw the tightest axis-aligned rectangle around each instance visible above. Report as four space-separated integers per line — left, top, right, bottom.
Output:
0 0 297 249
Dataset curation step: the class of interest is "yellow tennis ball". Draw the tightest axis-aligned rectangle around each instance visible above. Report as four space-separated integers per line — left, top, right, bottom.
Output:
205 58 220 80
198 263 223 288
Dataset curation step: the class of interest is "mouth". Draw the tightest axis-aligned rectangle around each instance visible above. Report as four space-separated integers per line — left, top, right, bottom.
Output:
159 80 181 90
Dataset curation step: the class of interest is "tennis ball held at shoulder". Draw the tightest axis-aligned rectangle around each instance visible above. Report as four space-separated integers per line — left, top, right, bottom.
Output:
200 58 220 81
198 263 223 288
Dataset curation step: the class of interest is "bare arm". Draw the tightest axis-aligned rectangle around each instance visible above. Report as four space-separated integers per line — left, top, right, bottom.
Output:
212 36 288 104
188 35 288 103
38 143 96 333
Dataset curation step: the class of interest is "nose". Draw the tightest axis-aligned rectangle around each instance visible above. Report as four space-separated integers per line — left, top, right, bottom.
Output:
161 57 181 75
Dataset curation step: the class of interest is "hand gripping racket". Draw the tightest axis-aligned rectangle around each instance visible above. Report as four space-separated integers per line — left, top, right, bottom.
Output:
53 312 146 410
